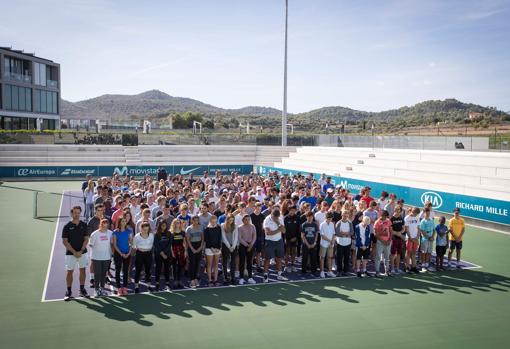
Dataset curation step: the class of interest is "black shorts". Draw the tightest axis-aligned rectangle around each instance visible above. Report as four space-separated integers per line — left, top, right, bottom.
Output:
265 239 285 259
286 237 299 248
356 247 370 260
255 235 265 253
449 241 463 250
436 245 447 256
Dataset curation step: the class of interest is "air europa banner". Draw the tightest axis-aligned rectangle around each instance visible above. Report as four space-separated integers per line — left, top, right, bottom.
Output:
257 165 510 226
0 164 254 179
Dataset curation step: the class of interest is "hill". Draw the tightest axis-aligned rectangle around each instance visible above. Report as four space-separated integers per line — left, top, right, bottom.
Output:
60 90 509 130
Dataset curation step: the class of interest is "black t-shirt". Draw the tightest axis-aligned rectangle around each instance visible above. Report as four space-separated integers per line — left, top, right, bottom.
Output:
250 212 265 238
213 209 225 218
284 215 301 240
62 221 89 255
391 216 404 238
87 216 111 235
301 222 318 245
332 211 342 224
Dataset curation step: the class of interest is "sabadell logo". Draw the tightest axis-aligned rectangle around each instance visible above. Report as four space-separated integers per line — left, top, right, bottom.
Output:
420 191 443 209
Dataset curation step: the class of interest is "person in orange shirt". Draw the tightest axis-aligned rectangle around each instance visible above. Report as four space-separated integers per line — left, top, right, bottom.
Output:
448 208 465 269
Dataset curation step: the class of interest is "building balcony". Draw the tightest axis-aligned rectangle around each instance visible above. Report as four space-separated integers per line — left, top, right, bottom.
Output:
3 71 32 83
46 79 58 88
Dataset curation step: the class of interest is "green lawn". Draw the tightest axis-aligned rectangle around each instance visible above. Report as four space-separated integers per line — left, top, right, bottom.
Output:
1 181 509 349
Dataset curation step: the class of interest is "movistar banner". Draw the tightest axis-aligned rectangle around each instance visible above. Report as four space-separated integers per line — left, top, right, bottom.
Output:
0 165 253 179
257 166 510 226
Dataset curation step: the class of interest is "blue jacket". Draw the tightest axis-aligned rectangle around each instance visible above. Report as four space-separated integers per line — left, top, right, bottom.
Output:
355 224 371 248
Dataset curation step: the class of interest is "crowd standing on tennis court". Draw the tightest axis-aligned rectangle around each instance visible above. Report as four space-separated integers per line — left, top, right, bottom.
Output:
61 171 466 300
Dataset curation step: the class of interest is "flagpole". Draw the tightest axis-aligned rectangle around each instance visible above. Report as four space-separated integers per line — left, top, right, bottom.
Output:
282 0 288 147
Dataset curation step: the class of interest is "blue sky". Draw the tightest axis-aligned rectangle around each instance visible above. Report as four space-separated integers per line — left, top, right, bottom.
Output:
2 0 509 112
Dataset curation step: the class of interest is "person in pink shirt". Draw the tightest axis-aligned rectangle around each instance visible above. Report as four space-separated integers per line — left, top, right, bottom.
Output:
238 215 257 285
374 210 393 276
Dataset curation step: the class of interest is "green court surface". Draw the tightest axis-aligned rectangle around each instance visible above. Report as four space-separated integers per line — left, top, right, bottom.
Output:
1 181 509 349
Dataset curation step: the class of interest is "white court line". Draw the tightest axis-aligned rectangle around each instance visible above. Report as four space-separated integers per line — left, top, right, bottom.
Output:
41 261 483 303
41 190 66 303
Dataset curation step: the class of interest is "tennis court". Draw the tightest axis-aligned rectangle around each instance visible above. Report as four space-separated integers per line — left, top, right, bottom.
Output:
1 181 509 349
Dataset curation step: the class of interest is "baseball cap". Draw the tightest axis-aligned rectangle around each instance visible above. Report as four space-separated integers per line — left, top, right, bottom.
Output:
327 188 334 193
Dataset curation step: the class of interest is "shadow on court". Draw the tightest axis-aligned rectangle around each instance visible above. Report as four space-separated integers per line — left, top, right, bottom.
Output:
74 269 510 326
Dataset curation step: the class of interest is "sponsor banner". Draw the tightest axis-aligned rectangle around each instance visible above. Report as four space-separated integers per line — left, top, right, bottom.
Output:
0 164 254 179
258 165 510 226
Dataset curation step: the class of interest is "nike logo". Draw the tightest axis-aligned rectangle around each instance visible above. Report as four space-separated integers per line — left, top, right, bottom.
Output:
180 167 201 175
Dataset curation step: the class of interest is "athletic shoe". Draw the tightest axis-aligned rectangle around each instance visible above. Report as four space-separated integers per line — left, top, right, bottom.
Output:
239 278 245 285
447 262 452 268
263 274 269 283
234 271 240 278
456 264 462 270
64 290 72 301
375 272 381 277
94 289 101 297
421 267 428 273
134 287 140 294
89 279 94 287
247 278 256 284
320 271 325 278
364 272 372 277
154 285 160 292
277 274 288 281
327 271 336 278
79 288 90 298
357 272 362 278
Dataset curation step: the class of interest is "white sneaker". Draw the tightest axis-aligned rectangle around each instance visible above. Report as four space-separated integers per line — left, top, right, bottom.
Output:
94 289 101 297
447 262 452 268
293 266 298 272
247 278 256 284
234 271 240 278
277 274 288 281
320 271 325 278
328 271 336 278
263 274 269 283
239 278 245 285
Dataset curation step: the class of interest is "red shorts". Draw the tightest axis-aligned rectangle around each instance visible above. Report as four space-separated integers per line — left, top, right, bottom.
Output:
406 239 419 252
391 238 403 255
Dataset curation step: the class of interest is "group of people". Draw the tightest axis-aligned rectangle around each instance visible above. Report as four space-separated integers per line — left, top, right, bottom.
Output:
62 171 466 300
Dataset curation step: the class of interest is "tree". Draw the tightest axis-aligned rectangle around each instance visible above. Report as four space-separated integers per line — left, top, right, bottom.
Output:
204 120 214 129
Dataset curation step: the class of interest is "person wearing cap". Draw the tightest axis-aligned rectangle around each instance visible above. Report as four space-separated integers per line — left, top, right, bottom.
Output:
254 186 266 202
262 209 287 282
447 208 465 269
324 188 335 206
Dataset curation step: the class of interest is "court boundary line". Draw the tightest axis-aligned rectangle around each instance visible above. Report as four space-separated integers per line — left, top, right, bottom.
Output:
41 190 65 303
41 262 483 303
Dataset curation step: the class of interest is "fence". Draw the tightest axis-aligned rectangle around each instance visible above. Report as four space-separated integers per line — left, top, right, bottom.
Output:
2 131 508 151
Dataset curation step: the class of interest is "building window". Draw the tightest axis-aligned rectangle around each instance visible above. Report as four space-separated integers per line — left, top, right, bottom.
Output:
33 89 58 114
34 62 46 86
2 85 32 112
28 118 37 130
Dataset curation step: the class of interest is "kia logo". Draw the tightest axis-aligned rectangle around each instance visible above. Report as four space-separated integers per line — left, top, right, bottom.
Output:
17 169 30 176
421 191 443 209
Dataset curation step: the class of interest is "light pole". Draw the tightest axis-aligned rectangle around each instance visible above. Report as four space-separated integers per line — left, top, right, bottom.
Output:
281 0 288 147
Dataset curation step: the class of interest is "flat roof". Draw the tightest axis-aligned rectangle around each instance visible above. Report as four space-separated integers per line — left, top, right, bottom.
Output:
0 46 55 63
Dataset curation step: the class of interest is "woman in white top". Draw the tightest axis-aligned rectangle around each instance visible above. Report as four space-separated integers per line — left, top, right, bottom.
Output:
83 180 95 220
88 219 112 296
221 214 239 285
133 221 154 293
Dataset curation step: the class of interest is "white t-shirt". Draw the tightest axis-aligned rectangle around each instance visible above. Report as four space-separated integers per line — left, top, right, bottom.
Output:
133 232 154 251
89 229 112 260
404 215 420 239
336 220 352 246
314 211 327 226
320 221 335 248
263 215 284 242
